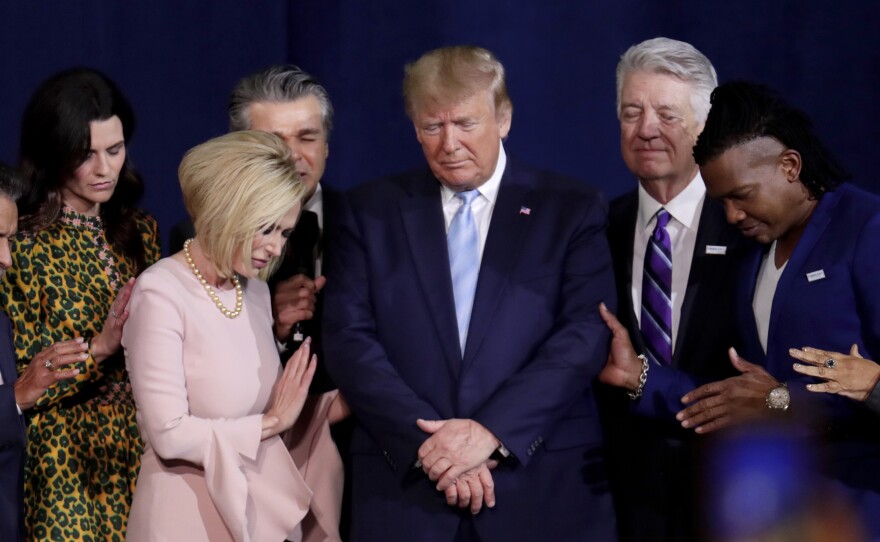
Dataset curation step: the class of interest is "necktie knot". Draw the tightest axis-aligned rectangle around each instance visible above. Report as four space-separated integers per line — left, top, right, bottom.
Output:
655 208 671 229
456 190 480 206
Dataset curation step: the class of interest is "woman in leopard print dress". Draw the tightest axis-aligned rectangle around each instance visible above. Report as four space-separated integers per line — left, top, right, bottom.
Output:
0 69 159 541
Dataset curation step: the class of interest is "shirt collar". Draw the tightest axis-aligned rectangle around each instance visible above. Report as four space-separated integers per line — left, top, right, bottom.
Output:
304 183 322 213
440 141 506 206
637 171 706 231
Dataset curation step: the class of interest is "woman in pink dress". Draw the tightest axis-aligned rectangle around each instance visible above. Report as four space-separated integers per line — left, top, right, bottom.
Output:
123 131 345 541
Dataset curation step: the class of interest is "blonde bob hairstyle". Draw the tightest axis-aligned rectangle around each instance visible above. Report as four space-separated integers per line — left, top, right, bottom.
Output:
403 45 512 122
178 130 308 280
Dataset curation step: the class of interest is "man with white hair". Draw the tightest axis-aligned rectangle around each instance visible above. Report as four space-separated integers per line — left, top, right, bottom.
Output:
598 37 749 542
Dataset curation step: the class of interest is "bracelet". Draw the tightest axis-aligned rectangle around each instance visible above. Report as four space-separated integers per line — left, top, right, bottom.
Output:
627 354 649 400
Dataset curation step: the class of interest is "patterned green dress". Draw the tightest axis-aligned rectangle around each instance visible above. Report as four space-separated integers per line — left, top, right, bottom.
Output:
0 207 160 541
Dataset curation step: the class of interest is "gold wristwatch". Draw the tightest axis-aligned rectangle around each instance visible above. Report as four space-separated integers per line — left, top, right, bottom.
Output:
765 383 790 411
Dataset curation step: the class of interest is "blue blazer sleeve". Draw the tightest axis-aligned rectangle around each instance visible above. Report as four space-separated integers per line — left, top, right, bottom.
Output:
323 194 442 470
469 191 615 463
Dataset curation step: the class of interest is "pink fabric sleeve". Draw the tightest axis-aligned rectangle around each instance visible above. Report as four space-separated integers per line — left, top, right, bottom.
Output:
123 268 311 541
284 391 345 542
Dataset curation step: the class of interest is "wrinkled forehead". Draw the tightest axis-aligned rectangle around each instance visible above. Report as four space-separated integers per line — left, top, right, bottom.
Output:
412 87 499 119
621 70 694 111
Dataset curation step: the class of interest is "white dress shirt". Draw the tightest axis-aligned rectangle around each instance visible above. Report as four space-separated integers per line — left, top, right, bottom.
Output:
440 142 507 261
753 241 787 353
632 172 707 352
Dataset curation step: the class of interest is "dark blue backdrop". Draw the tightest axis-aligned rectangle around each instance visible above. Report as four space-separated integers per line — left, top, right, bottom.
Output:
2 1 878 252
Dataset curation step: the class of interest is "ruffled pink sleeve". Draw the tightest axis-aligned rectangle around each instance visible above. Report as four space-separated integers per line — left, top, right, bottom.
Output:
283 391 345 542
123 265 312 541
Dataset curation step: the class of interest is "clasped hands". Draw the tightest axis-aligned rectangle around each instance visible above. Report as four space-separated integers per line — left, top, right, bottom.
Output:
272 274 326 342
416 418 500 514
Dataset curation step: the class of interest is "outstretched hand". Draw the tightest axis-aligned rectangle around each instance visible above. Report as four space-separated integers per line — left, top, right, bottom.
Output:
262 337 317 439
791 344 880 402
598 302 644 392
676 347 779 434
14 338 87 410
91 278 136 362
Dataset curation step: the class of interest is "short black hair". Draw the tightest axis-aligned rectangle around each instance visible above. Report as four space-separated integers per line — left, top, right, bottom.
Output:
693 81 848 199
0 161 24 203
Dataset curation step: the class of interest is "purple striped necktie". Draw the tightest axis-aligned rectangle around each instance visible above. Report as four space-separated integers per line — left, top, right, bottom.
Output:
641 208 673 365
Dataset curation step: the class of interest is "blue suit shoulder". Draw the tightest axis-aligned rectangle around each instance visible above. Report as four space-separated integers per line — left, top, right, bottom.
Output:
828 183 880 218
346 162 605 204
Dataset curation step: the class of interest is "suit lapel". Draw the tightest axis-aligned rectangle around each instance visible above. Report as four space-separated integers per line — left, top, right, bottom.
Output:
462 166 533 368
0 314 15 385
735 245 766 361
399 172 463 377
614 194 646 355
674 199 726 366
766 191 838 355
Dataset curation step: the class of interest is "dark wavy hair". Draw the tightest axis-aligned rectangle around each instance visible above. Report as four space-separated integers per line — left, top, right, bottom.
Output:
18 68 147 273
693 80 848 199
0 162 25 204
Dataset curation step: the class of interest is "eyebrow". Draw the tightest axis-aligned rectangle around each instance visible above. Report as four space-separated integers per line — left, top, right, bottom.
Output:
96 139 126 151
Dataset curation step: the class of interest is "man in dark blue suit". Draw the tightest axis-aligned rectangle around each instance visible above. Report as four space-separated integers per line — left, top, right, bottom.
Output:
323 46 617 541
674 81 880 538
1 163 84 541
0 163 25 542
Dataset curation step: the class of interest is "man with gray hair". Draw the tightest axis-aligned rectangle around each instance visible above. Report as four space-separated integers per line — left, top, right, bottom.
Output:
170 65 338 368
597 38 749 541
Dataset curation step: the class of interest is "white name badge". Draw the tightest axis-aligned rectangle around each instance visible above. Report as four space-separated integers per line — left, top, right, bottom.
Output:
705 245 727 255
806 269 826 282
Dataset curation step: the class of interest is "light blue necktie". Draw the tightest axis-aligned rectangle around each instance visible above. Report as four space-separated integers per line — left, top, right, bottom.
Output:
448 190 481 355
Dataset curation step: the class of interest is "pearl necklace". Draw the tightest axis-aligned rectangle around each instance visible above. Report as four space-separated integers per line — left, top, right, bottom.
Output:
183 239 243 319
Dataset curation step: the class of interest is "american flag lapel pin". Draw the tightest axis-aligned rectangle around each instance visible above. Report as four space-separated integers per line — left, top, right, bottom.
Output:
519 206 531 216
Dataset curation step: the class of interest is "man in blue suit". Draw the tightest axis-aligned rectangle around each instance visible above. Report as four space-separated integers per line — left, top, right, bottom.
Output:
0 163 27 542
323 46 617 541
674 81 880 538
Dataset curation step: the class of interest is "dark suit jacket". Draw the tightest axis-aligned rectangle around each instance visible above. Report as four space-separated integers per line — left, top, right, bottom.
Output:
0 313 26 542
269 187 342 391
323 161 617 542
733 184 880 538
602 190 747 542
